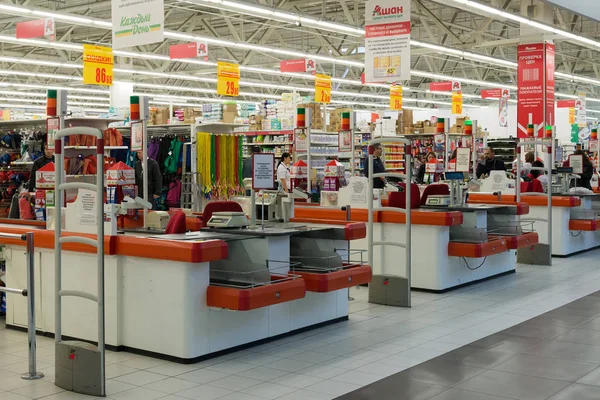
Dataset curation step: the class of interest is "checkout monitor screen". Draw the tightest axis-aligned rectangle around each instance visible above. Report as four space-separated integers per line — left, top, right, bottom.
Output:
443 171 465 181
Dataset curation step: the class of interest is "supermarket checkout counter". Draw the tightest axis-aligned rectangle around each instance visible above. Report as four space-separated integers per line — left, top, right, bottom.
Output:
468 192 600 257
0 215 369 362
291 199 536 292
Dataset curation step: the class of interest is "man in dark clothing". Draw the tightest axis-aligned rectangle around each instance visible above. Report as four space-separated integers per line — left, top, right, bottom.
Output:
242 146 260 179
363 143 386 189
28 147 54 191
476 147 506 178
135 151 162 209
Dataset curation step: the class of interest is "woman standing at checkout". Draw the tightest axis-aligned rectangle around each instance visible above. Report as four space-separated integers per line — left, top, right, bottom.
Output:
277 152 292 193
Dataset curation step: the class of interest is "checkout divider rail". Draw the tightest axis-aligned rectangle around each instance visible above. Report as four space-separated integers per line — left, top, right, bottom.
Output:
368 137 413 307
54 127 106 397
515 128 554 265
0 231 44 380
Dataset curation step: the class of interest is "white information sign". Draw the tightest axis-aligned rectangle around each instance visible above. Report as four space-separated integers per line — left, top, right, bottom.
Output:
131 121 143 151
364 0 411 83
252 153 275 190
577 92 587 126
112 0 164 49
570 154 583 174
455 147 471 173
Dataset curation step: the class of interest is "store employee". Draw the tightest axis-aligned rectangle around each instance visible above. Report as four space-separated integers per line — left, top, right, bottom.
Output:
476 147 506 178
277 152 292 192
363 143 386 189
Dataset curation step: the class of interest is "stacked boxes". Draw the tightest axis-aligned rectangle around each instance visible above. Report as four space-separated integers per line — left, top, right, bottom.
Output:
298 103 324 130
327 108 352 132
149 108 170 125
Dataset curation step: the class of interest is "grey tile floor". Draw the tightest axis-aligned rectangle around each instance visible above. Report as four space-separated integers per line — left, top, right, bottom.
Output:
338 291 600 400
2 248 600 399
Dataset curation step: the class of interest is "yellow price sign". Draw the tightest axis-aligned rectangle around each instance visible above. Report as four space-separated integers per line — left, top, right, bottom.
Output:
390 85 403 110
217 62 240 97
83 44 113 86
452 91 463 115
315 74 331 104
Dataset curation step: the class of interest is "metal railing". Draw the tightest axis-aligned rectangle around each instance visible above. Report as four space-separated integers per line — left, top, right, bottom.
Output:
0 232 44 380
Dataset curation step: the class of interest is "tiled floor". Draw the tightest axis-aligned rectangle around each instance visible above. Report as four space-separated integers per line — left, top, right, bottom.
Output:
2 249 600 399
339 290 600 400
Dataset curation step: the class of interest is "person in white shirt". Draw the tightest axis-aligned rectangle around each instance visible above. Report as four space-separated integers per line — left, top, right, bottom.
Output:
513 152 534 176
276 152 292 192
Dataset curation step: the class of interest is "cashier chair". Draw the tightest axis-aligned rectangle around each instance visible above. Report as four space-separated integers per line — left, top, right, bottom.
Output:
388 183 421 209
520 179 543 194
165 211 187 234
201 201 244 227
420 184 450 206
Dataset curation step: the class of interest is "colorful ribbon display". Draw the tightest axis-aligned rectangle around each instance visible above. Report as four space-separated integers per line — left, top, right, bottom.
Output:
196 132 243 200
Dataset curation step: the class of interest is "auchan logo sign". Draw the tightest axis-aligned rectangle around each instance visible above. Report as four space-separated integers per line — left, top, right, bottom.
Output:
372 5 405 19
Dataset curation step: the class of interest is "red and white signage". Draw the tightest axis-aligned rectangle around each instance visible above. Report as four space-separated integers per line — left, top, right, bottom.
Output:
517 42 555 138
169 42 208 60
557 99 576 108
499 89 510 128
364 0 410 84
481 88 503 99
16 18 55 40
577 92 586 126
429 81 452 92
280 59 316 74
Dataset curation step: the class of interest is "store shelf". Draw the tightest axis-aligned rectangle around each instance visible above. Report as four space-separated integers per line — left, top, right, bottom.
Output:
11 161 34 165
244 130 294 136
385 152 405 155
0 119 46 126
64 146 129 150
244 142 293 146
195 122 248 134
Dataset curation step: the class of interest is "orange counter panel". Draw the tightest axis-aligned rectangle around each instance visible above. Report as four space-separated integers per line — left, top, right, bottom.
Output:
206 276 306 311
0 226 228 263
292 207 463 227
569 219 599 231
495 232 539 250
468 194 581 208
448 238 508 258
293 265 372 292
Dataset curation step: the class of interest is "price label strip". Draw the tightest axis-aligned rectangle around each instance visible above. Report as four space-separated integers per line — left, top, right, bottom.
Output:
315 73 331 104
390 85 403 110
217 62 240 96
83 44 113 86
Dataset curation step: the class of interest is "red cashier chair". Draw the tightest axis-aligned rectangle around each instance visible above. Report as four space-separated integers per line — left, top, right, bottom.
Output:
388 183 421 209
165 211 187 234
201 201 244 227
420 184 450 206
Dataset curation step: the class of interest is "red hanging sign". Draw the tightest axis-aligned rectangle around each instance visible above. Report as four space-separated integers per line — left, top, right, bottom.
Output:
169 42 208 60
517 42 555 138
429 81 452 92
280 59 316 73
557 99 576 108
16 18 55 40
481 88 503 99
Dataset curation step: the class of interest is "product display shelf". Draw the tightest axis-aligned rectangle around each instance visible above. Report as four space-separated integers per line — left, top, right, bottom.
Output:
241 129 294 159
487 137 517 168
354 132 371 172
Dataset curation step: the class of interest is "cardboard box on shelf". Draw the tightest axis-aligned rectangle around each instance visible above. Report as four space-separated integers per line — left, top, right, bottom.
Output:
423 120 431 127
223 103 238 124
423 126 437 134
151 107 170 125
414 122 424 129
402 109 413 125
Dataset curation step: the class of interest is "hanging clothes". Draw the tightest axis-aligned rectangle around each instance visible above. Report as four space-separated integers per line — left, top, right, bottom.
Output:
164 137 183 175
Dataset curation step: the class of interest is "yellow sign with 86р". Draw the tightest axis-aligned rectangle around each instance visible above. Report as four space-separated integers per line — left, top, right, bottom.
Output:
83 44 114 86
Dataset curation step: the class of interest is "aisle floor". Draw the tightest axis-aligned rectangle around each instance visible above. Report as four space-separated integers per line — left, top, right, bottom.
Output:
1 249 600 399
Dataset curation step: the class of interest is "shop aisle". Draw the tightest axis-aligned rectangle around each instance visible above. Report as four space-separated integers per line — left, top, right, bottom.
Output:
2 249 600 399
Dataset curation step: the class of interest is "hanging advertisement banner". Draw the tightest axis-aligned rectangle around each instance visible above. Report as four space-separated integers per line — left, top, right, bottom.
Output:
516 42 555 138
314 74 331 103
429 81 452 92
112 0 164 49
557 99 576 108
577 92 586 126
338 131 352 152
216 62 240 97
280 59 316 73
16 18 55 40
46 117 59 150
82 45 114 86
364 0 410 83
499 89 509 128
451 81 462 115
131 121 143 151
169 42 208 60
569 108 576 124
390 85 403 110
481 88 503 99
294 129 308 152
